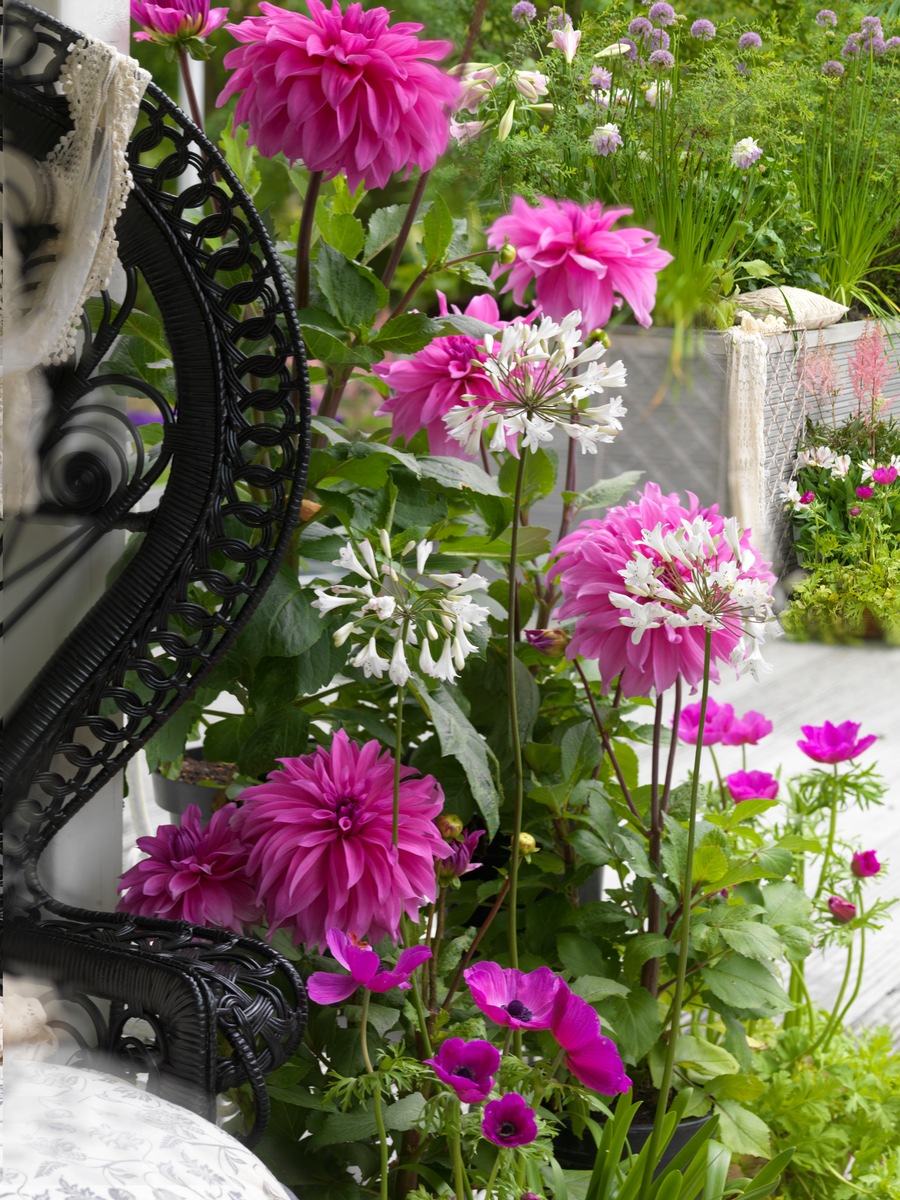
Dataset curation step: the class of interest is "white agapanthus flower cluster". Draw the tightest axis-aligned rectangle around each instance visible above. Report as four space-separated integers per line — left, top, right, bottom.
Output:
609 515 776 677
443 311 627 457
312 532 490 687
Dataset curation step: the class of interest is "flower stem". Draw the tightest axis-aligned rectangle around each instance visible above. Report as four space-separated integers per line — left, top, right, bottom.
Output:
640 632 712 1200
641 693 665 997
483 1149 504 1200
441 876 511 1012
177 49 206 133
295 169 324 312
812 765 841 903
507 452 528 974
381 169 431 289
360 991 390 1200
393 686 405 848
451 1099 467 1200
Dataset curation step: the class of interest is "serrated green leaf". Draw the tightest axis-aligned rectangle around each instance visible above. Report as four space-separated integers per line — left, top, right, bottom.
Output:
438 526 550 560
718 921 783 960
570 975 630 1003
315 242 388 329
363 204 409 263
219 116 261 197
320 212 365 260
415 455 502 496
693 845 729 885
598 987 663 1065
561 721 603 788
715 1100 772 1158
706 1072 765 1102
570 470 643 513
673 1035 740 1082
370 312 443 355
437 312 500 338
623 933 673 982
701 956 793 1016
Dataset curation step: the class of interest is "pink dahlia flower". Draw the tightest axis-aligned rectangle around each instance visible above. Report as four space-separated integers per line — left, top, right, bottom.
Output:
306 928 431 1003
117 804 261 933
550 482 775 697
234 730 451 949
374 292 503 457
851 850 882 878
550 984 631 1095
485 196 673 331
797 720 877 764
725 769 779 802
132 0 228 43
218 1 459 193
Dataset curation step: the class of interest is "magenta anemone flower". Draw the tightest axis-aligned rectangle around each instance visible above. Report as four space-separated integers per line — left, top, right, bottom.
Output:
722 709 773 746
374 293 502 457
132 0 229 43
676 698 737 745
726 769 779 802
486 196 673 332
549 482 775 698
117 804 261 933
306 929 431 1003
234 729 451 949
856 485 874 499
464 962 560 1029
797 720 877 764
425 1038 500 1102
851 850 882 878
218 1 459 193
482 1093 538 1147
872 466 898 485
550 984 631 1095
828 895 856 923
437 828 484 885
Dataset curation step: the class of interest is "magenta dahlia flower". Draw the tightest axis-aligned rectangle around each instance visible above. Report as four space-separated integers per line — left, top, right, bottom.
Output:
234 730 451 949
851 850 882 878
726 769 779 802
117 804 260 933
131 0 228 43
374 292 502 456
464 962 559 1029
425 1037 500 1102
550 984 631 1095
550 482 775 697
482 1093 538 1147
797 720 877 764
486 196 672 332
306 928 431 1003
828 895 856 923
218 1 459 193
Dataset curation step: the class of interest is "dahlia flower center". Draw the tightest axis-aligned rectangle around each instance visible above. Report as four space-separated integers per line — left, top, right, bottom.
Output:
444 335 480 371
334 794 364 834
504 998 532 1020
177 856 212 877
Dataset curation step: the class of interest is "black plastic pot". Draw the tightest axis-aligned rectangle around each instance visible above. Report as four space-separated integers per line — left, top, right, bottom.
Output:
150 747 232 826
552 1113 712 1176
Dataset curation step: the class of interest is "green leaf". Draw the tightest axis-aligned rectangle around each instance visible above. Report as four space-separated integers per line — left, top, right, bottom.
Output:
235 574 324 662
370 312 443 355
673 1035 740 1082
320 212 365 260
307 1093 425 1149
570 975 630 1003
438 526 550 560
598 987 663 1065
330 174 366 215
417 681 500 838
761 880 813 927
718 921 783 960
742 260 776 280
561 722 603 789
714 1100 772 1158
437 312 500 338
701 956 793 1016
706 1072 765 1103
558 933 615 978
500 447 557 507
692 845 729 885
422 192 454 266
416 455 502 496
238 707 311 778
315 242 388 330
756 847 793 877
345 1002 400 1038
623 933 673 982
569 470 643 513
219 116 261 197
363 204 409 263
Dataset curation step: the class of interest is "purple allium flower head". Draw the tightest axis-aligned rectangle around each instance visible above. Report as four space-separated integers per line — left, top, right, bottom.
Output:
117 804 261 931
815 9 838 26
676 697 737 745
618 36 639 60
437 828 484 884
550 983 632 1094
546 7 570 31
511 0 537 24
863 34 887 55
726 769 780 802
482 1093 538 1147
822 59 845 76
828 895 856 923
799 490 815 504
648 27 671 51
797 720 877 764
690 18 716 40
465 961 560 1029
628 16 652 40
842 36 861 57
731 136 762 168
860 15 883 35
738 31 763 51
590 65 612 89
852 849 882 878
306 929 432 1003
887 36 900 51
856 485 874 498
648 1 676 26
425 1038 500 1102
648 48 674 70
590 122 623 155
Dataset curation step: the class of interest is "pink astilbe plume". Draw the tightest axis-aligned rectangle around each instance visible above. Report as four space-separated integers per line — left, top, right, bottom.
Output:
234 730 451 949
374 293 503 456
485 196 672 331
218 0 459 192
798 344 840 422
849 322 895 426
117 805 261 933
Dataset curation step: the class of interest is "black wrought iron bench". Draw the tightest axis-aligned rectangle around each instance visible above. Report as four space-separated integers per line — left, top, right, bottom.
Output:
2 0 310 1148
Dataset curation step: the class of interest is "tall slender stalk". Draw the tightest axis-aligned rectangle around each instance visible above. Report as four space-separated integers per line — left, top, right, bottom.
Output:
295 170 324 311
360 991 390 1200
506 453 528 973
392 686 405 848
177 49 206 132
812 766 841 904
381 169 431 289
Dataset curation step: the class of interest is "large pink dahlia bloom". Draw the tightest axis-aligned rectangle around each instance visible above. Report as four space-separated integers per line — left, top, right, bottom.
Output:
217 1 459 193
117 804 261 933
234 730 451 950
374 292 503 457
549 483 775 697
486 196 673 331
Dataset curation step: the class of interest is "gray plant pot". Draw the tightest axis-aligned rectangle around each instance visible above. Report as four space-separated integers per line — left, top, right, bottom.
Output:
150 748 232 826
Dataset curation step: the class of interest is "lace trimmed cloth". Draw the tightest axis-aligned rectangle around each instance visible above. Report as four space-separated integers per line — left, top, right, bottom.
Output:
0 31 150 516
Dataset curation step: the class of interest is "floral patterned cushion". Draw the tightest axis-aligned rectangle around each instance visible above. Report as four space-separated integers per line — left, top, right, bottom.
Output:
1 1060 296 1200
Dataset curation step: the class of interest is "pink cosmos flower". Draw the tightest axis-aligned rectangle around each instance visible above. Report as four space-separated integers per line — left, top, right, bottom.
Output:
482 1093 538 1146
550 984 631 1095
374 293 502 457
676 698 737 745
828 895 856 923
234 730 451 949
425 1037 500 1102
218 1 459 193
306 928 431 1003
132 0 228 43
872 465 898 485
550 482 775 697
485 196 673 332
464 962 560 1029
797 721 877 764
117 804 261 933
851 850 882 878
726 769 779 802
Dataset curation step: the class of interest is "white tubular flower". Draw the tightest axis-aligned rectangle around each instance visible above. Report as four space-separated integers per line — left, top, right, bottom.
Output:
416 540 432 576
349 636 391 679
513 69 549 100
363 595 397 621
335 543 375 580
311 588 358 614
432 637 459 682
389 639 411 687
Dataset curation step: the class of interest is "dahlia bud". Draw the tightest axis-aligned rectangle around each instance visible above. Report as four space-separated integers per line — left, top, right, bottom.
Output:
437 828 484 885
524 627 570 657
518 832 538 857
827 895 856 924
499 243 517 265
437 813 465 841
586 328 611 348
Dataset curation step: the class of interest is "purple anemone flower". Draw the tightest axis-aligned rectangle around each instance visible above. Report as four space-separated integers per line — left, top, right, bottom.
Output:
797 720 877 764
482 1093 538 1146
464 962 559 1029
307 929 431 1004
425 1038 500 1102
550 984 631 1094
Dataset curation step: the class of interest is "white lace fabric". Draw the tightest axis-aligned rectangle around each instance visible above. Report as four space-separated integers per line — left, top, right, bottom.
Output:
1 33 150 516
